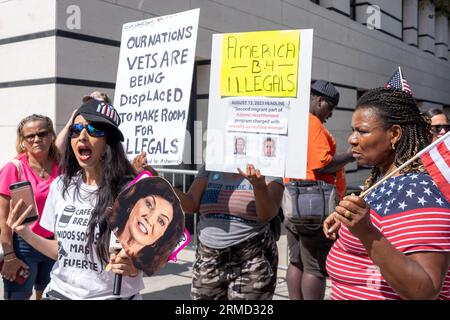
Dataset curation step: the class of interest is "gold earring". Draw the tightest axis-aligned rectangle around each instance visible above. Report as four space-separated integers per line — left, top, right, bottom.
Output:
391 142 396 150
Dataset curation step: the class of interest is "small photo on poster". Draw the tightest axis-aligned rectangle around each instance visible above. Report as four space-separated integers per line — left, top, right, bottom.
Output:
234 136 247 156
262 136 277 158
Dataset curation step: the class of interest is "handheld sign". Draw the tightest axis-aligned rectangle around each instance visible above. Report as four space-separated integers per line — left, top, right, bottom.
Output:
206 29 313 178
106 171 187 276
113 9 200 165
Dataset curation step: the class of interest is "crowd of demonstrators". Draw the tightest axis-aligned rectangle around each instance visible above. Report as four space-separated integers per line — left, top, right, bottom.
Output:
0 115 60 300
2 84 449 302
6 99 144 299
282 80 355 300
324 88 450 300
173 164 283 300
423 108 450 142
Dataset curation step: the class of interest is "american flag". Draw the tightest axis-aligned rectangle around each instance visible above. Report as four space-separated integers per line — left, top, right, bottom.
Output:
364 173 448 217
199 187 258 221
385 67 412 95
420 131 450 203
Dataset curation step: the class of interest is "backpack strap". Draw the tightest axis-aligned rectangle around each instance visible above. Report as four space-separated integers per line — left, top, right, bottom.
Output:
11 158 22 181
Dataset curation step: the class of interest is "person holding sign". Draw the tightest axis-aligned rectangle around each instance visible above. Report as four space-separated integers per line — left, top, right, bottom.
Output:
7 99 144 300
282 80 355 300
324 88 450 300
174 164 284 300
0 114 59 300
108 175 185 277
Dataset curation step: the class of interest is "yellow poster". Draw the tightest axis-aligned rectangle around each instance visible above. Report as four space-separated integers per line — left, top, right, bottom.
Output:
220 30 300 97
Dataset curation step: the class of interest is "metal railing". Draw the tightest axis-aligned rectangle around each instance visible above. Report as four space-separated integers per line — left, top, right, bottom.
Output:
155 167 289 270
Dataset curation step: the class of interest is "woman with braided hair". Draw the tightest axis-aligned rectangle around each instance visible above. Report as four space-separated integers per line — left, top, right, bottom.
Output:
323 88 450 299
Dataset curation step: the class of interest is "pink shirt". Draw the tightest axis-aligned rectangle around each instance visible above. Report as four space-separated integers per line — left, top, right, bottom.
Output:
0 153 58 238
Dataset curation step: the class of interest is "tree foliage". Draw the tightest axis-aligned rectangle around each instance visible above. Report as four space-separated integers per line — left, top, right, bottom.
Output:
432 0 450 16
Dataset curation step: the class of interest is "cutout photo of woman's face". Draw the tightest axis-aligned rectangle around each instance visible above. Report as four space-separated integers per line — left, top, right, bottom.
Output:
107 174 185 276
127 195 173 248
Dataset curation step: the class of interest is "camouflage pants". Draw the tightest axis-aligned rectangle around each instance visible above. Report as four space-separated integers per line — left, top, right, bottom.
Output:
191 230 278 300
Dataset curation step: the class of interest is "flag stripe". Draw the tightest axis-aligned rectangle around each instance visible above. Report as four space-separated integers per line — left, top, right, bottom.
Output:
422 155 450 203
439 136 450 166
421 137 450 203
430 146 450 183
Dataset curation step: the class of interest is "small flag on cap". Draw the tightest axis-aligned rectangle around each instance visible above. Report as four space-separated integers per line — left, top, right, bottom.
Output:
385 66 412 95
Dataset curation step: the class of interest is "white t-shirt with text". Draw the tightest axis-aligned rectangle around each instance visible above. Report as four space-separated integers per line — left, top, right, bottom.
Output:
40 175 144 299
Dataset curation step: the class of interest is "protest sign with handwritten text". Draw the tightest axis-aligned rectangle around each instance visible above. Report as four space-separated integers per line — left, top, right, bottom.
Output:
113 9 199 165
206 29 313 178
220 30 299 97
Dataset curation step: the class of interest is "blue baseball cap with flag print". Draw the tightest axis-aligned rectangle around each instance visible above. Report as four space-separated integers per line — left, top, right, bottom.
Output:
74 99 124 141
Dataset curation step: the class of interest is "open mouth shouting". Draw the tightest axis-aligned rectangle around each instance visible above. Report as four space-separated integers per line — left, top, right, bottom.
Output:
77 145 93 162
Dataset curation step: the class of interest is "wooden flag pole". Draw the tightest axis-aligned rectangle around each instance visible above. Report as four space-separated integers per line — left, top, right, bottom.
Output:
359 153 419 198
326 155 419 234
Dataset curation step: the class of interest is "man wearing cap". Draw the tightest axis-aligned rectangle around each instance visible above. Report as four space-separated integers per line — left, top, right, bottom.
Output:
283 80 355 300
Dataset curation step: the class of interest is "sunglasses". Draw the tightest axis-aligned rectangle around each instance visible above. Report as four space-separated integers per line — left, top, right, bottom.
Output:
23 131 50 142
70 123 106 138
431 124 450 134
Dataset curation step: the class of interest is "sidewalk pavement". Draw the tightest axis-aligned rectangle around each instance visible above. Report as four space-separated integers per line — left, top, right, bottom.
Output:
1 234 331 300
141 245 292 300
141 243 331 300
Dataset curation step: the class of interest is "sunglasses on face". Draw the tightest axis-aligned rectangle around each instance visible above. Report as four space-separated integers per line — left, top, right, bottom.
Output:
70 123 106 138
431 124 450 134
23 131 50 142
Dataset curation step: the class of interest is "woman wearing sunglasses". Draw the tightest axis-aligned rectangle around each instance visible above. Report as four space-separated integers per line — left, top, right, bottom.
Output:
6 99 144 300
55 91 112 154
424 108 450 142
0 114 59 300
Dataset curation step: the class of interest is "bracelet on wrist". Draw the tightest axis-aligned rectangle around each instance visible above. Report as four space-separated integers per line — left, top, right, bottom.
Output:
4 256 18 263
3 251 15 257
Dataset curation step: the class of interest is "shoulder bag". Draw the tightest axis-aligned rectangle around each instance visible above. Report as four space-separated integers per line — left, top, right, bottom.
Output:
281 180 338 231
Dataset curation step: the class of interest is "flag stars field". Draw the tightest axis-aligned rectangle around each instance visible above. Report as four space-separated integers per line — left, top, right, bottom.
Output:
417 197 427 206
398 201 407 210
406 189 414 198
